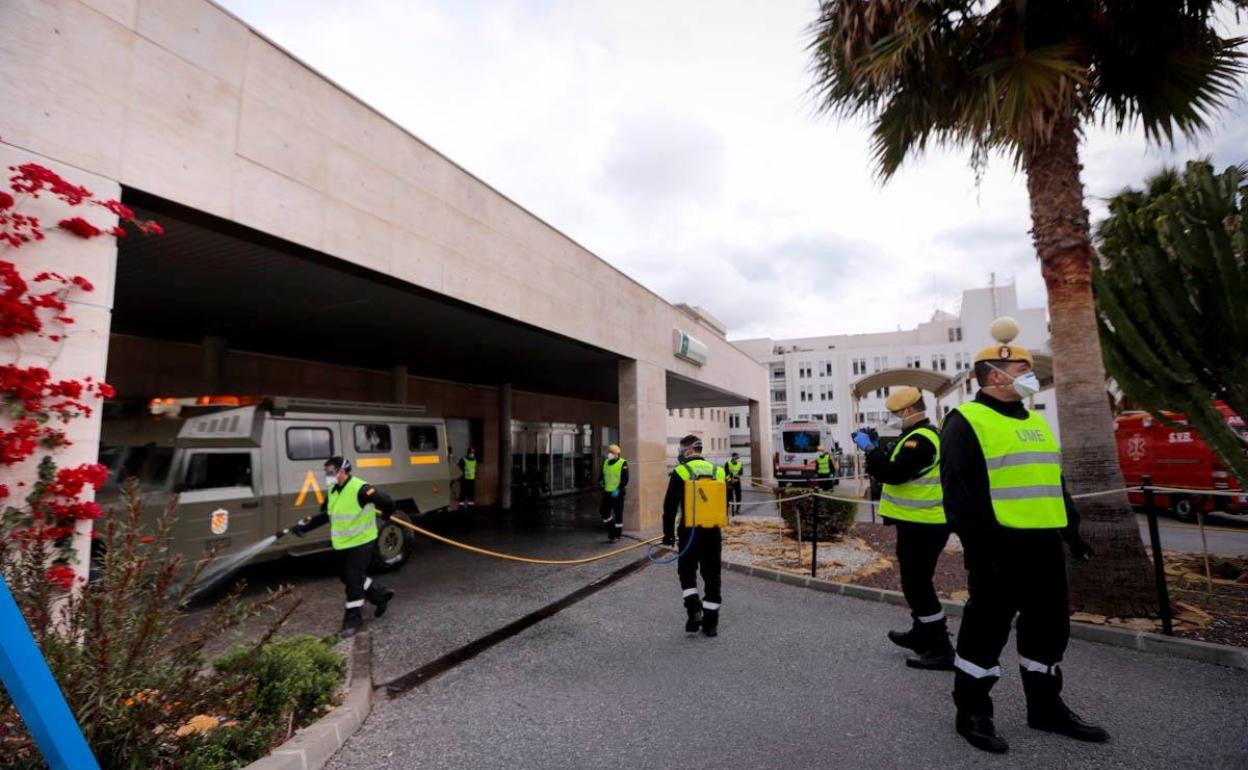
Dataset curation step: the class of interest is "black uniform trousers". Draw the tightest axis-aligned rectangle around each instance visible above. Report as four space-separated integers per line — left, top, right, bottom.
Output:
340 540 387 615
599 490 625 538
816 473 835 491
894 520 951 621
677 526 722 605
726 480 742 514
459 478 476 503
956 529 1069 676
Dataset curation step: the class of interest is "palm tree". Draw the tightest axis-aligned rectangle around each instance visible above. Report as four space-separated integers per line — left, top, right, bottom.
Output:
807 0 1246 616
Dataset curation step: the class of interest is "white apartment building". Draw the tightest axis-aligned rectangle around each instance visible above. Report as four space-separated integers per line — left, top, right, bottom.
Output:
728 284 1058 456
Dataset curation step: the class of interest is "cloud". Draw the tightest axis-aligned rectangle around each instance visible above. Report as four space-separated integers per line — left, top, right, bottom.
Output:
599 109 725 212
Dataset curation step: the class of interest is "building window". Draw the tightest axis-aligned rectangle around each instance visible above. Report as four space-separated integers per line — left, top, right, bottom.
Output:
957 327 963 341
822 361 833 376
772 367 785 379
931 354 947 372
825 413 838 425
872 356 881 372
965 379 973 394
771 389 785 403
851 358 867 376
905 355 921 369
1034 402 1047 410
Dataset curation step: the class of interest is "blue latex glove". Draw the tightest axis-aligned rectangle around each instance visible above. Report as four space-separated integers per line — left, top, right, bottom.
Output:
852 431 875 451
610 489 620 498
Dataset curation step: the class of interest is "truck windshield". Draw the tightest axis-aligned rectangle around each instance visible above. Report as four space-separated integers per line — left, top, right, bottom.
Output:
783 431 821 453
99 445 175 495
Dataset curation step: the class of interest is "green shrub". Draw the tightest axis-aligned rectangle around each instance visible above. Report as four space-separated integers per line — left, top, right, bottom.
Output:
0 486 305 770
214 635 345 727
775 486 856 540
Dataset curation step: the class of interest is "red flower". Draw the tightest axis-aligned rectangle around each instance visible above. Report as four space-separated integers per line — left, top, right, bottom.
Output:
95 199 135 221
45 564 77 591
57 217 102 239
98 382 116 398
9 164 93 205
0 191 13 210
0 483 9 499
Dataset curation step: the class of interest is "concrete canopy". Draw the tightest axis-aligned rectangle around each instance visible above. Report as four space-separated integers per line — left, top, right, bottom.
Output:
113 193 623 403
666 372 751 409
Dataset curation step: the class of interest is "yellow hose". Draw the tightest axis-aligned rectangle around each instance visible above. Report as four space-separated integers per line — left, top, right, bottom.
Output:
389 516 663 565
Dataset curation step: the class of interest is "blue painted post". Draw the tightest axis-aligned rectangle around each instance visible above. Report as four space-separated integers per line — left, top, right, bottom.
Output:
0 575 100 770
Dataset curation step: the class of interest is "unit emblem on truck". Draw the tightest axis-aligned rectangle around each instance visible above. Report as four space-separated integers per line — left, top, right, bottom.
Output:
210 508 229 535
1126 435 1147 461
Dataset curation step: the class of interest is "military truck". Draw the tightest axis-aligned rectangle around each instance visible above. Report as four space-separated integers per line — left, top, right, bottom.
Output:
96 397 456 572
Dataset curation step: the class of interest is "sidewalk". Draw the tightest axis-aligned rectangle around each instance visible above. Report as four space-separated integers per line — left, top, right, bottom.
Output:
328 554 1248 770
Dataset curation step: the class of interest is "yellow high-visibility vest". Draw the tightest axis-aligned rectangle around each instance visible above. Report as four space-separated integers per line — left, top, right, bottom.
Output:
879 426 945 525
955 402 1066 529
327 476 379 550
602 457 626 492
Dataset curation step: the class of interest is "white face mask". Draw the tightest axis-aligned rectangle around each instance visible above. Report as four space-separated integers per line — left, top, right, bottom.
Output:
989 364 1041 398
607 452 618 461
884 412 904 429
325 474 338 489
1012 372 1042 398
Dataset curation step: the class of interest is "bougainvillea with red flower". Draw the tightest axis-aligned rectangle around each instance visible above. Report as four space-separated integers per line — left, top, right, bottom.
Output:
1 154 160 590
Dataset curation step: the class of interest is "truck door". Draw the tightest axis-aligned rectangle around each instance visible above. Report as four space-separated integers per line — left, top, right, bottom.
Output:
275 420 341 554
172 448 263 564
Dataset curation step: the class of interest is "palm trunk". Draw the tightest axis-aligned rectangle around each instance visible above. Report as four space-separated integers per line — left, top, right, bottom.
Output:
1022 111 1155 617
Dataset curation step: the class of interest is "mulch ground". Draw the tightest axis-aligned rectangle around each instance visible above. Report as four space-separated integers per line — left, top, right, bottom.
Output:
839 523 1248 649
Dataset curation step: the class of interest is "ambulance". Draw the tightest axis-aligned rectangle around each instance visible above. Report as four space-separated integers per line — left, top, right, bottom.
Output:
1115 403 1247 521
772 419 837 487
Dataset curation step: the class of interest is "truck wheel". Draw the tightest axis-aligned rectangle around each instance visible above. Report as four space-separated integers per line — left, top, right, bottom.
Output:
1172 497 1197 524
372 512 415 572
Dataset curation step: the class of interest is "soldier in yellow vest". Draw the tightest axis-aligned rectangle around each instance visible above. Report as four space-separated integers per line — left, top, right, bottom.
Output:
854 386 953 671
458 447 479 507
941 319 1105 754
662 434 728 637
814 445 837 490
723 452 744 517
600 443 629 542
289 457 397 638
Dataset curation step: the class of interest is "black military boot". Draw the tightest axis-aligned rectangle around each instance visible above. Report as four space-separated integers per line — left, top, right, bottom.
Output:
953 671 1008 754
1022 668 1110 743
701 607 719 638
368 585 395 618
906 621 955 670
887 620 924 651
340 607 364 639
684 595 703 633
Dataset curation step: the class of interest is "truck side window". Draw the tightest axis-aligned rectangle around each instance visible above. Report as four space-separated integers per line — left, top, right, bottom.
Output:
287 427 334 460
183 453 252 491
407 425 439 451
354 424 392 453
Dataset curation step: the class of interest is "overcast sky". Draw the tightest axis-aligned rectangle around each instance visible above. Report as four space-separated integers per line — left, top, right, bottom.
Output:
217 0 1248 340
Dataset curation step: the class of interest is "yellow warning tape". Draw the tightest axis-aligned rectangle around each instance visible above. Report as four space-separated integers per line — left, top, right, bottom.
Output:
389 516 663 565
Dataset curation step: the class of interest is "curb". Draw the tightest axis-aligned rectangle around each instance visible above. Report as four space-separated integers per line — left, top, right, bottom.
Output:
243 631 373 770
723 560 1248 672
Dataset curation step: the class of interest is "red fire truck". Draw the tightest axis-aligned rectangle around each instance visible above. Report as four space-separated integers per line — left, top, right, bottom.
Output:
1115 403 1248 520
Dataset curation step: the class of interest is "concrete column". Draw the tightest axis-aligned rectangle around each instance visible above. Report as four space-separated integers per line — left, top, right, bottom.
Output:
499 383 513 510
619 360 667 532
391 365 409 404
748 399 770 482
202 335 227 394
591 426 603 487
0 144 118 583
